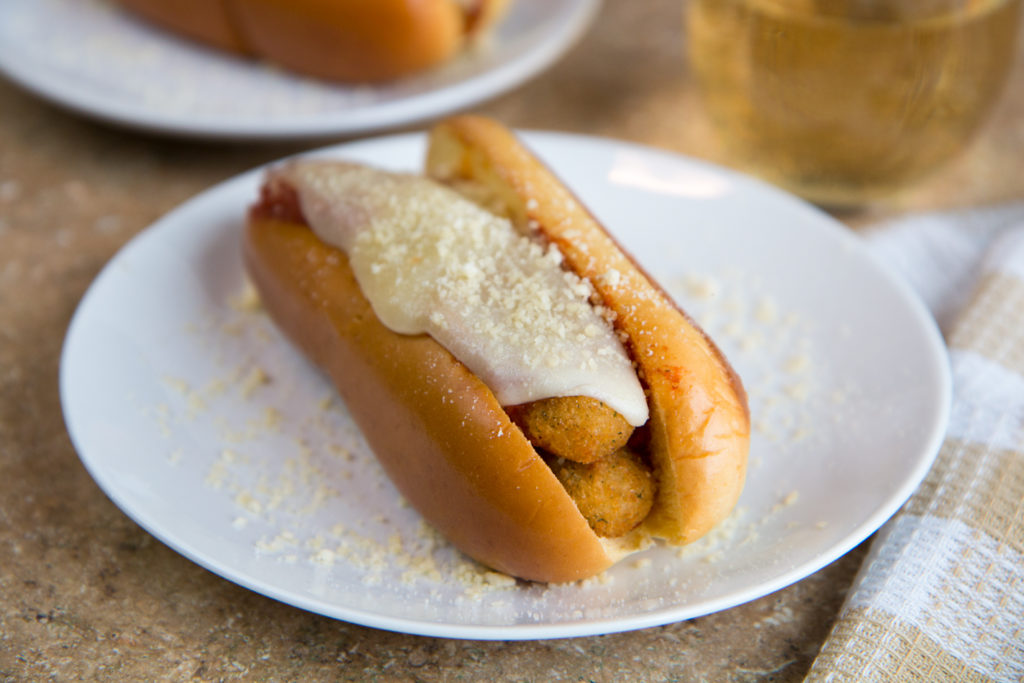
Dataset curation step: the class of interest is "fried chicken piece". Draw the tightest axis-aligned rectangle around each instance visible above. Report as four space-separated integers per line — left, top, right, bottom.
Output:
548 448 656 538
506 396 634 464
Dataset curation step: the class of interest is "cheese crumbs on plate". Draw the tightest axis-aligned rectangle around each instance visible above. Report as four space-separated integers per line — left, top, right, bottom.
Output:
141 205 831 601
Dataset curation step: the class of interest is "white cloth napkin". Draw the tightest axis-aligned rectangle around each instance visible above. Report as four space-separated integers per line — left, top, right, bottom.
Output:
805 202 1024 682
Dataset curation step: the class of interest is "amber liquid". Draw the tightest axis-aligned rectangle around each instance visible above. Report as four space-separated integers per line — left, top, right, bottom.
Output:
687 0 1021 205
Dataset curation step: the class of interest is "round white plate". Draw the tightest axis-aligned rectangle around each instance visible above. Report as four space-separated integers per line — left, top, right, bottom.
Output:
0 0 597 140
60 131 951 639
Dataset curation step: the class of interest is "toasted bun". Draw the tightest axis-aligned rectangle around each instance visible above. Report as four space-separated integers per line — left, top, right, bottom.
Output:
243 215 613 583
243 116 749 582
115 0 508 82
426 116 750 546
116 0 247 52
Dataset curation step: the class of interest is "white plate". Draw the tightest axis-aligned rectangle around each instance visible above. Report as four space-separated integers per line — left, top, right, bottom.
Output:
60 131 951 639
0 0 597 140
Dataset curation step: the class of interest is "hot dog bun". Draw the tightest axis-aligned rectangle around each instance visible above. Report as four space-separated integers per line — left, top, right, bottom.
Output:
244 215 613 584
425 116 750 547
116 0 247 52
242 117 749 582
114 0 509 83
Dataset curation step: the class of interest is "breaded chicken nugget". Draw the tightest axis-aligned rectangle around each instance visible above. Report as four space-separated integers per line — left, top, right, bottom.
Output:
549 448 656 537
507 396 634 464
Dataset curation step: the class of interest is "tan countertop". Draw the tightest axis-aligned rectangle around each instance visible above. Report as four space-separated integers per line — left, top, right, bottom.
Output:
2 2 1023 681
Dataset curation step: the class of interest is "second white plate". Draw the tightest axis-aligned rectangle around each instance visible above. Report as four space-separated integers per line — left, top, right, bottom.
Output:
0 0 598 139
60 131 951 639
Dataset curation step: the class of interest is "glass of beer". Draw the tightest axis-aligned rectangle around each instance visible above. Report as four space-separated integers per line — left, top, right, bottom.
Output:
686 0 1022 206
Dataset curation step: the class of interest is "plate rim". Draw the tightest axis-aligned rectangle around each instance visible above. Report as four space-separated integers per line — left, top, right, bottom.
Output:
0 0 600 140
59 129 953 639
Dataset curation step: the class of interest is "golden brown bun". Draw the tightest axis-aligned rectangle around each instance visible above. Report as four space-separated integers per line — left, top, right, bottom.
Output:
243 216 613 583
116 0 247 52
115 0 508 82
227 0 463 83
243 116 749 581
426 116 750 546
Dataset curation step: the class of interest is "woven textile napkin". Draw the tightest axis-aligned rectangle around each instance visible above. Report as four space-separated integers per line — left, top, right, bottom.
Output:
805 203 1024 682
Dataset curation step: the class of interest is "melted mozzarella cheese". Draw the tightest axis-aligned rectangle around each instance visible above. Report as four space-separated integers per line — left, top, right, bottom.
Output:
276 161 649 426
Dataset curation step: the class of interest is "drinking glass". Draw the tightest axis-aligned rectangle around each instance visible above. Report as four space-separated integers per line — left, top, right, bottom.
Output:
686 0 1022 206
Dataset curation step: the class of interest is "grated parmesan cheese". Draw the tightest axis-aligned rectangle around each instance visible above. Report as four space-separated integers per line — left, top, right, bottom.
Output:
276 162 648 426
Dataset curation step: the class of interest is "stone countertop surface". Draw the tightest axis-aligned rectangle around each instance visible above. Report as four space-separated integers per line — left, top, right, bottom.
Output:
2 2 1022 681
